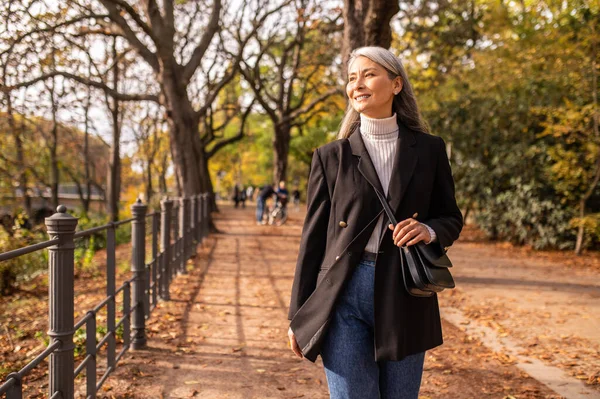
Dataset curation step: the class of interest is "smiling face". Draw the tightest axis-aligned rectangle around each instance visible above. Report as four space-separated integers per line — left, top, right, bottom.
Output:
346 56 402 119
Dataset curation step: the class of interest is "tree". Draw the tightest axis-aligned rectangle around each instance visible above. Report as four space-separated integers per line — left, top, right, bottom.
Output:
240 0 342 183
76 0 286 201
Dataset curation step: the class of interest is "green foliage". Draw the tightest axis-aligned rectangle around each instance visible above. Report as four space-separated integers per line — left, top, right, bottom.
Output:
39 323 125 357
475 179 575 249
0 214 47 295
72 211 132 272
405 0 600 250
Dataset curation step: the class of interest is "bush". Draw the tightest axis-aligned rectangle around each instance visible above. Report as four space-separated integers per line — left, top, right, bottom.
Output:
0 213 47 295
72 211 132 271
475 178 575 249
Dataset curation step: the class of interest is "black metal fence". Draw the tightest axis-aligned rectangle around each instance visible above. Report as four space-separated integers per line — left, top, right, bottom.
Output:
0 194 210 399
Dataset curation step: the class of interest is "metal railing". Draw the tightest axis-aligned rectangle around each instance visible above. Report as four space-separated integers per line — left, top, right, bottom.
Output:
0 194 211 399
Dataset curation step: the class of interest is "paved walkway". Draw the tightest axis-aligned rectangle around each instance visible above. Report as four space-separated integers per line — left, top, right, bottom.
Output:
102 205 600 399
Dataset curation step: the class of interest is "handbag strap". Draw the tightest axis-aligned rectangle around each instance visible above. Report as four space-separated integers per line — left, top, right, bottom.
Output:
371 186 399 227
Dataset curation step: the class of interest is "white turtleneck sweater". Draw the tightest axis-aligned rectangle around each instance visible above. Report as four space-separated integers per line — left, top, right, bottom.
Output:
360 113 436 253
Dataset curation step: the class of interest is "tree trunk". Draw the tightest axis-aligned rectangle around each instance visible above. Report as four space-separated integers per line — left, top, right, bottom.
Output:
82 76 92 215
145 160 153 205
575 199 585 254
341 0 400 76
161 69 213 197
106 38 121 222
363 0 399 49
273 123 291 184
159 153 168 194
107 105 121 221
201 156 218 213
6 95 32 217
50 88 59 210
342 0 366 76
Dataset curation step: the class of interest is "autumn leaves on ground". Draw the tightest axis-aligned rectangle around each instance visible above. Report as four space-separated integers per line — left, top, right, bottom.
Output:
1 205 600 398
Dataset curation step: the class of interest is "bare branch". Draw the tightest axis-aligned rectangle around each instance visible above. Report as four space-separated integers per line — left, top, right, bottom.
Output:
1 71 159 102
145 0 166 40
239 62 279 122
99 0 158 43
286 87 342 123
164 0 175 38
181 0 222 84
98 0 160 71
0 14 109 59
206 99 256 158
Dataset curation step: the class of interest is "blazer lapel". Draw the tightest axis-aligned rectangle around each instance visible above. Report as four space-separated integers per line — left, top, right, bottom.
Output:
348 128 385 196
387 119 418 214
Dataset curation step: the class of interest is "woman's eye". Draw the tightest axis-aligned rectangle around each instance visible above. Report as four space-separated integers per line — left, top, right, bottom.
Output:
366 73 374 77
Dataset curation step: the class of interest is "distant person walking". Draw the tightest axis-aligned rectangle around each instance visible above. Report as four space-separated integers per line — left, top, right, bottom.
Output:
292 188 300 211
256 184 275 225
239 187 247 208
287 46 463 399
231 185 240 208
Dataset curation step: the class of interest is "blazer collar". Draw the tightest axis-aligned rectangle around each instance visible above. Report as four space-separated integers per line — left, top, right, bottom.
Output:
348 115 418 215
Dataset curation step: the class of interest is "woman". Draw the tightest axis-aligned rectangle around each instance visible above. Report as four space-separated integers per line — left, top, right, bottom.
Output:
287 46 463 399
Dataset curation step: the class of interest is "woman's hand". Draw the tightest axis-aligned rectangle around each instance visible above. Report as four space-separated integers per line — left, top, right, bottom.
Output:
389 216 431 247
288 327 303 358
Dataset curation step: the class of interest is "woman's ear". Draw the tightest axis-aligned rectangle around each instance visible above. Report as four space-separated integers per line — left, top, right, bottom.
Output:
394 77 403 95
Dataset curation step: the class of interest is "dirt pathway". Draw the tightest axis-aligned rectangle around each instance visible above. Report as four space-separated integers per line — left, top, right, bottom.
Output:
103 206 599 398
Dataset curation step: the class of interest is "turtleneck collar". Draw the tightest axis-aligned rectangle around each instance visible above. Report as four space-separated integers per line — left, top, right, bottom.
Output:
360 113 399 141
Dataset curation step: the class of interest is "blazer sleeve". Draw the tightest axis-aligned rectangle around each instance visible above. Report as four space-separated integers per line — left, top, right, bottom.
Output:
425 137 463 250
288 148 331 321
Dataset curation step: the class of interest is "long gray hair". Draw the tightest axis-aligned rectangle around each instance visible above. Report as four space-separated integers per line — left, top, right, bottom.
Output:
338 46 429 139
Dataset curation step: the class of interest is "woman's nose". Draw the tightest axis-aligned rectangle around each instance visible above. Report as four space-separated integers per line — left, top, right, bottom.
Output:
355 77 365 89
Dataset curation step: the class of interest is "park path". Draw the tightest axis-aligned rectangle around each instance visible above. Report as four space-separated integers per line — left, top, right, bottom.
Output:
103 205 600 399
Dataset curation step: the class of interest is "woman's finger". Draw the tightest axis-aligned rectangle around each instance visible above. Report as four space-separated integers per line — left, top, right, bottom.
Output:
290 335 303 358
396 227 419 246
393 220 419 244
405 231 428 246
395 220 420 241
392 218 415 240
288 328 303 358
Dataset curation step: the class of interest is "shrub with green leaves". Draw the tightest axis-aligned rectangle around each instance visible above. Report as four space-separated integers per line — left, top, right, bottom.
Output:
0 215 47 295
475 179 575 249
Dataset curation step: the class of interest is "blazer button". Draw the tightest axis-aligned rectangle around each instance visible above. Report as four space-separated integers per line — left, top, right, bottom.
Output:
347 251 352 257
339 221 348 228
335 255 340 261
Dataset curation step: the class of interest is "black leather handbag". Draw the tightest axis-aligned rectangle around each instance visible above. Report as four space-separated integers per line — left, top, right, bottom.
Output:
372 187 455 297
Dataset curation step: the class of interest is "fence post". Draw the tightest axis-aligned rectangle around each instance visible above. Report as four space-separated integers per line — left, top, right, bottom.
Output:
172 202 179 280
106 226 116 370
45 205 78 399
190 195 198 255
151 212 159 309
160 198 173 300
179 197 189 274
196 194 204 244
130 199 147 349
203 193 210 240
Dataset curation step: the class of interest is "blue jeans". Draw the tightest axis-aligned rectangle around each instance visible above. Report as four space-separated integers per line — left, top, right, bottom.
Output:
256 197 265 223
320 258 425 399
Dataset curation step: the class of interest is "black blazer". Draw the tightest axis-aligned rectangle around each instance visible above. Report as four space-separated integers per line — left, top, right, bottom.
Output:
288 119 463 362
